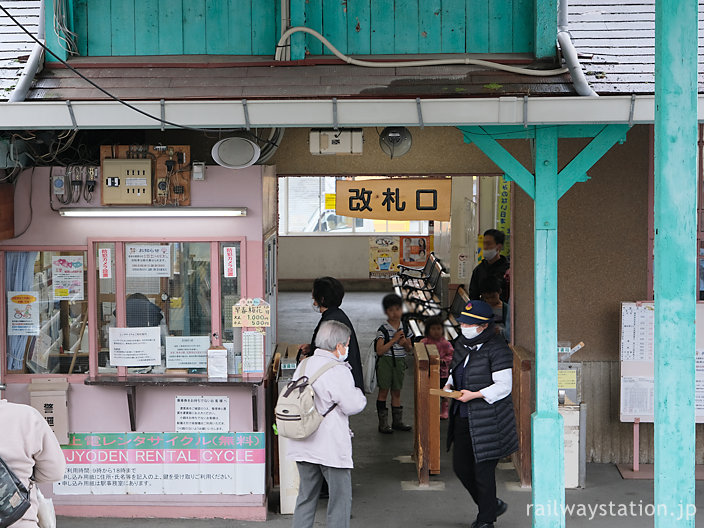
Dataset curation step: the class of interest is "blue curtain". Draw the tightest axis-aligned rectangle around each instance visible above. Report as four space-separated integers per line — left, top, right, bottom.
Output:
5 251 38 370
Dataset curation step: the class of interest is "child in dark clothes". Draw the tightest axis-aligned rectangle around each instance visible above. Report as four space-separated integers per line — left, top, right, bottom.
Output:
421 316 454 419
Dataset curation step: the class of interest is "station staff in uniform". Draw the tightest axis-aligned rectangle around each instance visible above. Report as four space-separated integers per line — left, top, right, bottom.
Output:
444 301 518 528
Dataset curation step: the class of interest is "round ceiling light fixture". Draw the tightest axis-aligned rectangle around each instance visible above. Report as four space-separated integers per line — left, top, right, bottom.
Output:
211 137 261 169
379 126 412 159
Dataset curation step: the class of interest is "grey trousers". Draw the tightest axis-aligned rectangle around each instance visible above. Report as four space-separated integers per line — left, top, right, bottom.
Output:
292 462 352 528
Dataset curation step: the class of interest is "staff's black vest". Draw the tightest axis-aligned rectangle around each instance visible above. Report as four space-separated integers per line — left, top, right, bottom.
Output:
446 334 519 463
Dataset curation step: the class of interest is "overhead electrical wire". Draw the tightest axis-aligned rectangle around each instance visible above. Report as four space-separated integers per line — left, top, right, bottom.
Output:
0 3 241 134
276 26 569 77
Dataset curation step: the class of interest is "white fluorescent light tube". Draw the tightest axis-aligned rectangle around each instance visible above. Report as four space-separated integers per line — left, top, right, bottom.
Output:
59 207 247 217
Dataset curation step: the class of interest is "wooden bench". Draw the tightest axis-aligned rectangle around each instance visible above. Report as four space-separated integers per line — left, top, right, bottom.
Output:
404 286 469 342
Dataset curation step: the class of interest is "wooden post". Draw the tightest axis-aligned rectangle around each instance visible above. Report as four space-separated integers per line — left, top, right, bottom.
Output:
534 0 557 61
0 184 13 240
512 345 533 487
413 343 430 486
426 344 441 475
654 1 698 526
531 127 564 528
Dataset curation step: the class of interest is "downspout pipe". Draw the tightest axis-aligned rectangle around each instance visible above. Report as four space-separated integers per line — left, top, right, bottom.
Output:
8 0 45 102
557 0 598 97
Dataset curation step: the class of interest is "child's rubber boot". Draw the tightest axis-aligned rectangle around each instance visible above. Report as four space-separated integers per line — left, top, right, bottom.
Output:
391 406 412 431
440 400 449 420
377 407 393 434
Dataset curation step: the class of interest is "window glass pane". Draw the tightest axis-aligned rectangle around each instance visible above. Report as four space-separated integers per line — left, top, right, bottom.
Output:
279 176 429 235
96 243 116 373
220 243 242 373
123 242 211 373
6 250 88 374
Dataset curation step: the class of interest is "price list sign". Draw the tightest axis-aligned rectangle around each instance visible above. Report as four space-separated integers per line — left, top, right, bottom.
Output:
232 298 270 328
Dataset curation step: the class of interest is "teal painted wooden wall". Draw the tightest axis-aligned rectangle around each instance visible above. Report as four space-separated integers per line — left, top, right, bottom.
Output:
71 0 279 56
299 0 534 56
67 0 533 58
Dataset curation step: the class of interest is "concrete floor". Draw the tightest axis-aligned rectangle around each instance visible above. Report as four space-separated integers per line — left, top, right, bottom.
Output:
59 292 704 527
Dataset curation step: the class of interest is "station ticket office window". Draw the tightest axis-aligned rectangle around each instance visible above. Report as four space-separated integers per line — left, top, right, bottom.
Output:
3 241 245 380
4 249 89 375
93 240 243 378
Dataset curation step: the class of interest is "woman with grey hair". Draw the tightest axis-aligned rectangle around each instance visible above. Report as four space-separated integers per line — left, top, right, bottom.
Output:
286 320 367 528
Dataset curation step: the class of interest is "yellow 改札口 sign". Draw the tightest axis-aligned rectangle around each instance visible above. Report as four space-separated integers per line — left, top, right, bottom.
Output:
336 179 451 221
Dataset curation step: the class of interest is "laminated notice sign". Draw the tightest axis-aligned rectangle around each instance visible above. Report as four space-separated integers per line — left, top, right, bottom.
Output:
98 248 112 279
232 298 270 328
109 327 161 366
7 291 40 336
52 256 84 300
54 432 265 496
175 396 229 433
223 246 237 278
126 245 171 277
166 336 210 368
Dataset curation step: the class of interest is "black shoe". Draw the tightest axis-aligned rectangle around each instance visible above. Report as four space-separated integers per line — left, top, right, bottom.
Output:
496 498 508 517
470 522 494 528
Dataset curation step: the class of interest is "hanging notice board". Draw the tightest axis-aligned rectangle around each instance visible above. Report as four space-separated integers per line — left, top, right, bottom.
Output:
619 301 704 422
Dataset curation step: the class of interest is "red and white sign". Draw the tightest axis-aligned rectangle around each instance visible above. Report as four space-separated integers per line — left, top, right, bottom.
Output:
99 248 112 279
223 247 237 278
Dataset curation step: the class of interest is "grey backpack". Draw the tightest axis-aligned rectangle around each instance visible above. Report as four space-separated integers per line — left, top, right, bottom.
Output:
275 358 339 439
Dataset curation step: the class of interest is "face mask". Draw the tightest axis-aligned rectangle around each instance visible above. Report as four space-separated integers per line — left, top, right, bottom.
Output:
312 300 321 313
483 248 498 261
461 326 481 340
338 345 349 361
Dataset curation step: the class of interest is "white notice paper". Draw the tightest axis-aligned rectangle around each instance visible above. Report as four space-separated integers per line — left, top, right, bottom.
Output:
165 336 211 368
223 246 237 278
109 327 161 366
7 291 40 336
98 248 112 279
126 245 171 277
242 330 264 373
620 376 654 417
175 396 229 433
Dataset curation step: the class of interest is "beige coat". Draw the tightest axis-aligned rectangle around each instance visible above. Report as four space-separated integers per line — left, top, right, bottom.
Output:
0 400 65 528
285 350 367 469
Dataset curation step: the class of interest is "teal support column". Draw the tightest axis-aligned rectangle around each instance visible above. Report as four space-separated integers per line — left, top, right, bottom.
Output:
653 1 698 527
531 127 564 528
534 0 557 60
44 0 69 62
289 0 306 60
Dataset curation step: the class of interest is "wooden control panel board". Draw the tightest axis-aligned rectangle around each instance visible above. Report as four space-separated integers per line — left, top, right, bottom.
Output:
99 145 191 206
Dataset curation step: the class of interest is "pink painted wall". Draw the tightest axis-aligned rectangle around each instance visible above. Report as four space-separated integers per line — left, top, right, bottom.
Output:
2 166 266 296
0 166 270 516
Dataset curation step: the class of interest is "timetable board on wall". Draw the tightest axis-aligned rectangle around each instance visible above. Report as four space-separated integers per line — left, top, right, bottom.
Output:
619 301 704 422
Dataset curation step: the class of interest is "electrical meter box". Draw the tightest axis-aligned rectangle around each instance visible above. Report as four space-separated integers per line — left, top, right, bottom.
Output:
309 129 363 155
101 159 152 205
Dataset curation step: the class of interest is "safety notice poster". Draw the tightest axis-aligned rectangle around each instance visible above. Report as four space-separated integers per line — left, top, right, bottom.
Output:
7 291 40 336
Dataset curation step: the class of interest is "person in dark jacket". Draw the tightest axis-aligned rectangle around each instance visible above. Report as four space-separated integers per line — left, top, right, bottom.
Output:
126 293 163 328
468 229 510 303
298 277 364 390
444 300 518 528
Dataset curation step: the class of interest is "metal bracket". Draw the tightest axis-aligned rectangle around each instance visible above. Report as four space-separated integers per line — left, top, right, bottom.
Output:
628 94 636 128
523 96 528 129
242 99 251 131
332 98 338 131
160 99 165 131
65 100 78 130
416 98 424 129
